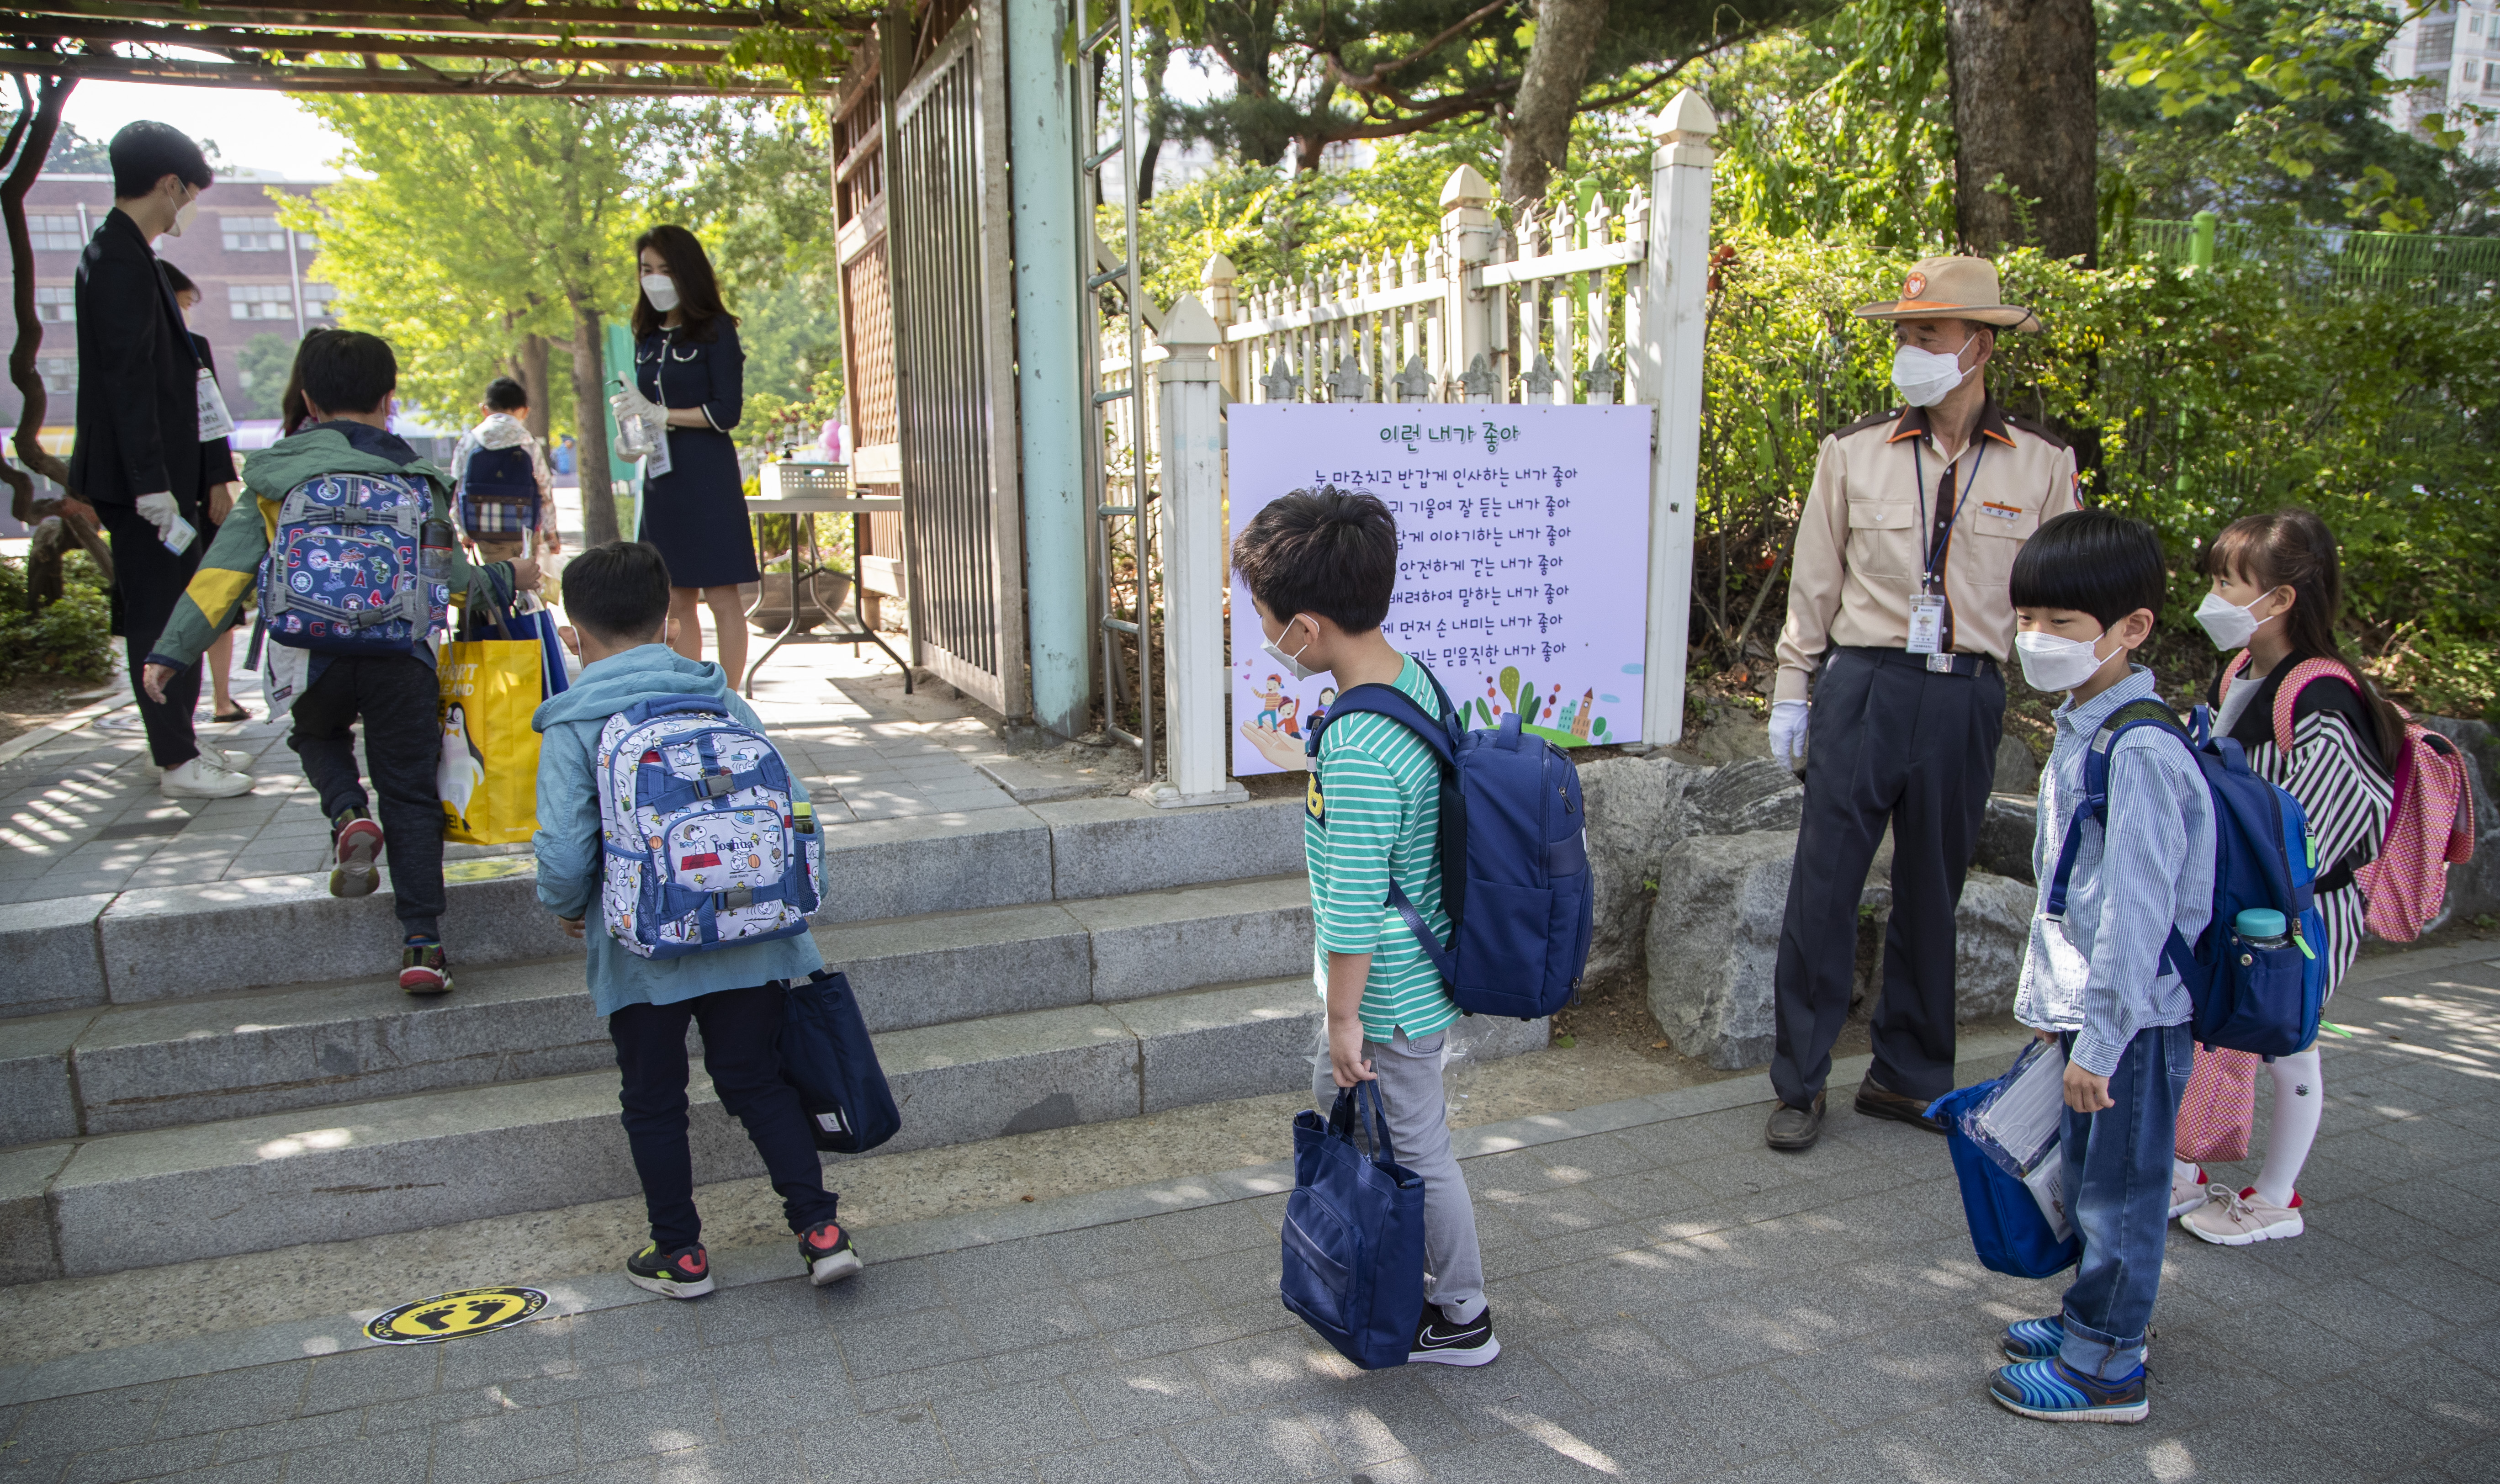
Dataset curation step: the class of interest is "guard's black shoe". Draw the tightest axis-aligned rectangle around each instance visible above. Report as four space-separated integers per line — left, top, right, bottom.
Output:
1765 1091 1826 1151
1854 1074 1949 1134
625 1241 715 1299
1409 1304 1499 1367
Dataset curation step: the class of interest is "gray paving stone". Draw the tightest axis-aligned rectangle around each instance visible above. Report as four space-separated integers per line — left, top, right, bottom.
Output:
797 1407 956 1484
577 1386 722 1463
833 1308 988 1380
53 1435 217 1484
1062 1357 1218 1436
4 1386 166 1456
301 1343 440 1415
207 1408 365 1464
1034 1434 1188 1484
148 1362 306 1439
646 1431 812 1484
430 1403 583 1484
931 1379 1094 1467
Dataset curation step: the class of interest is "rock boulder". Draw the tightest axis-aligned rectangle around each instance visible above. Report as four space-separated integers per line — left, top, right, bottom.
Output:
2424 717 2500 928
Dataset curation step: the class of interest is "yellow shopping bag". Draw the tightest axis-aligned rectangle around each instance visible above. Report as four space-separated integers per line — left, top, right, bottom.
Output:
438 635 545 845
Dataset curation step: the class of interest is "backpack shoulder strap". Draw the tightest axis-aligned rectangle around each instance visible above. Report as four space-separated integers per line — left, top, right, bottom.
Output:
1304 681 1455 767
2045 699 2189 922
2272 657 2365 757
2215 649 2252 707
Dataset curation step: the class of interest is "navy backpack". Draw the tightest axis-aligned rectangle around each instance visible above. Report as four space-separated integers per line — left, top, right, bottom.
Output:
460 444 538 536
2045 699 2328 1059
1305 660 1593 1021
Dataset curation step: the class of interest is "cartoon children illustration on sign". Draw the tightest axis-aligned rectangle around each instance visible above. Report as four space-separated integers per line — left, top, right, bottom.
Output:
1253 674 1287 730
1311 686 1336 729
1276 695 1301 737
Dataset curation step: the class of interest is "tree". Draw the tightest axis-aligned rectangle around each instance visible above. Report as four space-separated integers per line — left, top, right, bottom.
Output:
1946 0 2099 263
285 95 678 546
232 332 298 421
1502 0 1612 211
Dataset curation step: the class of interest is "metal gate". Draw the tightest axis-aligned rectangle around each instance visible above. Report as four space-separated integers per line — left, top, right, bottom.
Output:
886 7 1024 715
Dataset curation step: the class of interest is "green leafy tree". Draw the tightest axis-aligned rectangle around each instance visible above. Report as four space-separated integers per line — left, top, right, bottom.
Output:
282 95 680 544
230 332 299 422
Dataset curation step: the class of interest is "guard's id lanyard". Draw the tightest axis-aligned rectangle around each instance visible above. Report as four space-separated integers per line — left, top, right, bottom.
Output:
1907 440 1983 661
196 367 236 442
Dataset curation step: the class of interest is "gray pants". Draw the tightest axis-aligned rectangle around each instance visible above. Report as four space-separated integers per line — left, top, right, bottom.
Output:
1309 1024 1485 1320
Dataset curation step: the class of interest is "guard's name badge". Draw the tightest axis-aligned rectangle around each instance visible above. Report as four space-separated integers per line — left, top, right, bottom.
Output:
1906 595 1945 655
195 368 235 443
1980 500 2024 522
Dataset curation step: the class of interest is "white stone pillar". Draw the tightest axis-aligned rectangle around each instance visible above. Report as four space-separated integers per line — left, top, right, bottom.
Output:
1439 164 1498 403
1638 88 1718 747
1138 294 1250 809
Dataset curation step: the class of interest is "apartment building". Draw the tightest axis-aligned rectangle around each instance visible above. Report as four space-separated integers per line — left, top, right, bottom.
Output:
2390 2 2500 160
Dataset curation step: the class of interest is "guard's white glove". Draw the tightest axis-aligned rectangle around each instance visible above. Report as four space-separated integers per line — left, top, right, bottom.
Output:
1769 699 1809 775
134 492 196 554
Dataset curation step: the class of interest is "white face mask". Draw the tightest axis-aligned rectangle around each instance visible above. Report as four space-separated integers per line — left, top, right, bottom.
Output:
2194 588 2277 652
1261 620 1320 682
641 273 680 313
169 187 198 238
1891 336 1977 408
2015 626 2118 693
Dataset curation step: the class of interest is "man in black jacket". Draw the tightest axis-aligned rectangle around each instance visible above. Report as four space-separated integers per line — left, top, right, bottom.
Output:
71 121 252 798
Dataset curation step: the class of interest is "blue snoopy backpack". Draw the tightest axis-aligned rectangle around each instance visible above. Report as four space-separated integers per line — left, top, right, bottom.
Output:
259 471 449 654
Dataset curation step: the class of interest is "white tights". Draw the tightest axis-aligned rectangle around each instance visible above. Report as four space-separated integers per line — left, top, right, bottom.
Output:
2252 1047 2324 1208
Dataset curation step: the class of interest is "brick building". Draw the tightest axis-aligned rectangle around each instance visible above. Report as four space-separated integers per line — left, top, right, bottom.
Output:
2 167 336 458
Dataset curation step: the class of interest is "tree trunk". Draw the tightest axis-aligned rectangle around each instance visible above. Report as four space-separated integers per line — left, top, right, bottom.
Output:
1946 0 2097 265
1501 0 1612 215
1 71 111 596
516 331 553 444
1133 25 1171 207
569 299 619 547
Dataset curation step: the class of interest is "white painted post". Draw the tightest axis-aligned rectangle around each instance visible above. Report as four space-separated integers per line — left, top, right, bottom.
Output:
1202 253 1239 402
1139 293 1250 809
1638 87 1718 748
1584 191 1615 407
1439 164 1497 403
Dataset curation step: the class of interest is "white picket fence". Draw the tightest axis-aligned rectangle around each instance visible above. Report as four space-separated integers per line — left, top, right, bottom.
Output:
1128 90 1720 807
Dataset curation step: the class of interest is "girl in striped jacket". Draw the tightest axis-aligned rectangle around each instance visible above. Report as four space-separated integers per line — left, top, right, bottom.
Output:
2172 508 2400 1246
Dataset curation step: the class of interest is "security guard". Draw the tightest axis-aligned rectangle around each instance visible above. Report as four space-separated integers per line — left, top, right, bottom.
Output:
1763 256 2081 1151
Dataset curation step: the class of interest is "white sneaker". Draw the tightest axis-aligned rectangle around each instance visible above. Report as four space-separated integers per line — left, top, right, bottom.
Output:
159 753 255 799
2183 1187 2305 1246
215 748 254 771
2169 1163 2211 1219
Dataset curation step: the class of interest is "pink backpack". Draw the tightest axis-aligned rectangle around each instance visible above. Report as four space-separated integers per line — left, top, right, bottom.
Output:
2218 653 2476 941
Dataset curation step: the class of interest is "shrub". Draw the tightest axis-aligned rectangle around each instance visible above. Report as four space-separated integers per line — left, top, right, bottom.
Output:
0 551 118 688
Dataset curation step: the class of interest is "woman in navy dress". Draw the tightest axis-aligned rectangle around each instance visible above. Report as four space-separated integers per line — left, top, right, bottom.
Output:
631 224 755 681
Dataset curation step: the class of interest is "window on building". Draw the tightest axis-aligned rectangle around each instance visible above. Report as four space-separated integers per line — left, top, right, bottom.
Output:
33 285 74 323
228 283 297 320
221 215 287 252
37 356 76 395
30 214 83 251
295 229 320 251
302 282 339 319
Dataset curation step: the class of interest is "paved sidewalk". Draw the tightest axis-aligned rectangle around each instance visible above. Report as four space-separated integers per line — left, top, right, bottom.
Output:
3 943 2493 1483
0 622 1020 910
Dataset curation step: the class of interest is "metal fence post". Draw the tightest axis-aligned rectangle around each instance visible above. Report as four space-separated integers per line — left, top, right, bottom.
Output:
1440 164 1498 402
1638 87 1718 747
1138 294 1250 809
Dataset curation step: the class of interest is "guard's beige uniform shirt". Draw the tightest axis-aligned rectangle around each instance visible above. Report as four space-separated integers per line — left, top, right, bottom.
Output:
1774 399 2081 704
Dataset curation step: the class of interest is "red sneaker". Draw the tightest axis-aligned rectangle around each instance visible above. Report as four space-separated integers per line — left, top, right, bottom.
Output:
399 940 452 996
331 811 384 898
799 1221 862 1286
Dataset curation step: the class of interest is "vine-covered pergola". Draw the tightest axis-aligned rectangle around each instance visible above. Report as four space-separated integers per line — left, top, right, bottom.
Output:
1 1 874 586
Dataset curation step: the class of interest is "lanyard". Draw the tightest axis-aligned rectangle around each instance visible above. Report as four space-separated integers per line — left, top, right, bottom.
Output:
1910 438 1984 593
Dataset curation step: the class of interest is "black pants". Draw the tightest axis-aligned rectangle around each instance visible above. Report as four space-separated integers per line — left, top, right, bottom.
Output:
289 653 445 937
99 501 204 769
1769 647 2004 1108
609 982 841 1250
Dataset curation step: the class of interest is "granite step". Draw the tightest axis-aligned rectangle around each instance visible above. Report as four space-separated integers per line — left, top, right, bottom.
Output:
5 979 1548 1280
0 876 1314 1142
0 792 1308 1017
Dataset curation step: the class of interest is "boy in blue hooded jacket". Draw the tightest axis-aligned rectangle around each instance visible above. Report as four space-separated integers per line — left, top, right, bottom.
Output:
532 541 860 1298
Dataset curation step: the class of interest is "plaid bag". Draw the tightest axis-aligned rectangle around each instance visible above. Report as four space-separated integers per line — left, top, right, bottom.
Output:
2176 1044 2260 1164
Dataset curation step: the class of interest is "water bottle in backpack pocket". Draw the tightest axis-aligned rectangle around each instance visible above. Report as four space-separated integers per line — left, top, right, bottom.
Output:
259 471 450 655
594 694 821 959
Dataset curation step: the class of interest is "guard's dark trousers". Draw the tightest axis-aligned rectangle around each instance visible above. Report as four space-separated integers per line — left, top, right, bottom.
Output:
1769 647 2004 1108
99 501 204 770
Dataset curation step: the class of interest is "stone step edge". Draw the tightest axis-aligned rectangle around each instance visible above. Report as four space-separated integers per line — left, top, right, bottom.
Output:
1 793 1309 1016
0 1035 2035 1409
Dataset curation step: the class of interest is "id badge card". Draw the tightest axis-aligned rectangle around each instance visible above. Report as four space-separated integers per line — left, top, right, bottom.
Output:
195 368 236 442
1907 594 1945 655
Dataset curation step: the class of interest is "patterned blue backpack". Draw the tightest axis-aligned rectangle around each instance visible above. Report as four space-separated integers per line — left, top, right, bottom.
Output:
259 471 449 654
594 694 822 959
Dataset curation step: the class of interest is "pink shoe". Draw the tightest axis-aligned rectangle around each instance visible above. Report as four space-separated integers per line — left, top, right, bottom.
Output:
331 812 384 898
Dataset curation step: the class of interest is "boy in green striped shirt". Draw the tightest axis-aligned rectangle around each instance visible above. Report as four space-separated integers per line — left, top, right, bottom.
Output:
1234 487 1499 1367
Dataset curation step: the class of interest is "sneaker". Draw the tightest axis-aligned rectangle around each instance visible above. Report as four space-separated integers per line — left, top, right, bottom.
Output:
214 748 254 771
331 811 384 898
2169 1163 2210 1219
2182 1187 2304 1246
799 1221 863 1286
1765 1091 1827 1152
626 1241 715 1299
1989 1357 2149 1424
1409 1304 1500 1367
159 753 253 799
2001 1315 2066 1362
400 940 453 996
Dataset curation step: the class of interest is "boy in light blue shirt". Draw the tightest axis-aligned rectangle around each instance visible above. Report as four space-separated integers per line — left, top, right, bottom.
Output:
1992 510 2212 1425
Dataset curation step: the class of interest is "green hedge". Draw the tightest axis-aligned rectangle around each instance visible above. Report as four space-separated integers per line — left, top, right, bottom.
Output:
0 551 117 689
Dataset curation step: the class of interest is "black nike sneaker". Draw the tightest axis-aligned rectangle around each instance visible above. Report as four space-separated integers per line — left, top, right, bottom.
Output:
625 1241 715 1299
798 1220 863 1287
1409 1304 1500 1366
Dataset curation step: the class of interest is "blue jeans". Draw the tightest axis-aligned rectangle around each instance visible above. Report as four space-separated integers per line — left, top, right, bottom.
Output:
2057 1023 2194 1380
610 982 841 1249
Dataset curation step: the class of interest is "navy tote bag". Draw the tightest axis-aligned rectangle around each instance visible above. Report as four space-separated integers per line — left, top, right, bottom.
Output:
779 970 901 1154
1280 1081 1428 1369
